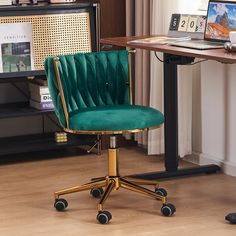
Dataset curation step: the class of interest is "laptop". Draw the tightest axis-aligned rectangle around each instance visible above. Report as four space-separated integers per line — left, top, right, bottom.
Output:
170 0 236 50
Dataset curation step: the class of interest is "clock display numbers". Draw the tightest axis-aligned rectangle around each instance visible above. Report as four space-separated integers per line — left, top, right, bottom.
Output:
169 14 206 33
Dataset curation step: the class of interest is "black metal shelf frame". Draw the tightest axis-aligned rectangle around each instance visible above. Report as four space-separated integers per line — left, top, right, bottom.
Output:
0 102 54 119
0 133 97 156
0 2 100 156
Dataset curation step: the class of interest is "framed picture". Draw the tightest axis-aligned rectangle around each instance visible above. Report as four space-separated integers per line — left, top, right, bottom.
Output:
0 23 34 73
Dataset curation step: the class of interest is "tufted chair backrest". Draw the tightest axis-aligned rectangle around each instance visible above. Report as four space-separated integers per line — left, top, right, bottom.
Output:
44 50 130 128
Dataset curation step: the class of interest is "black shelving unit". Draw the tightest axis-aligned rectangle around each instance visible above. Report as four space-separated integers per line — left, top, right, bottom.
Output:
0 102 54 118
0 70 45 82
0 2 100 157
0 133 97 156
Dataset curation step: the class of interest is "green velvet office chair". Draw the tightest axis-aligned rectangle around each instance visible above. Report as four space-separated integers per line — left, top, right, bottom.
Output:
44 50 176 224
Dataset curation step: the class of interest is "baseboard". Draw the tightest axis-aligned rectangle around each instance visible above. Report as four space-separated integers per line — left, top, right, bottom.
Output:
183 152 202 165
183 152 236 177
221 161 236 177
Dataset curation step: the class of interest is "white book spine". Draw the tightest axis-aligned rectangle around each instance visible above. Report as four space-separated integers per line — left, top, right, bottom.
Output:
29 83 49 95
30 93 52 103
0 1 12 6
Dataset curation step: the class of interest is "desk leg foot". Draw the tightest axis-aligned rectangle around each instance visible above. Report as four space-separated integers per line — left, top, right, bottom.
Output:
126 164 221 180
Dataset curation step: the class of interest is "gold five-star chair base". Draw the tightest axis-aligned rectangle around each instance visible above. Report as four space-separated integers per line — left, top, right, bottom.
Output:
54 136 176 224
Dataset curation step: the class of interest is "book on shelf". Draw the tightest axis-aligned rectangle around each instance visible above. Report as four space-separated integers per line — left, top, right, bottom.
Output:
0 22 34 73
0 0 12 5
12 0 37 5
128 35 191 45
30 93 52 103
30 100 54 110
29 82 49 95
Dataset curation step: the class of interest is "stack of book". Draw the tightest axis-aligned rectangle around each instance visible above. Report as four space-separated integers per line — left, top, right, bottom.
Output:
0 0 12 6
29 79 54 110
14 0 37 5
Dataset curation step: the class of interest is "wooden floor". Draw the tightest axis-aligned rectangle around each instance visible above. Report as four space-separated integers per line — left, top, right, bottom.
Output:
0 147 236 236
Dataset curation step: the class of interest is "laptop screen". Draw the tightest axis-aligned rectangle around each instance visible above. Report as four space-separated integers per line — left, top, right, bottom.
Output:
205 0 236 42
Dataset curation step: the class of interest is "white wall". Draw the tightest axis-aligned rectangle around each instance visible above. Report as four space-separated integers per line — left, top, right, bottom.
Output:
184 0 236 176
195 62 236 177
225 65 236 173
200 62 226 162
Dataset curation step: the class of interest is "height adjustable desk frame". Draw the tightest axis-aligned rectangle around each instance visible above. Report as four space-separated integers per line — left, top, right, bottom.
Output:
99 36 236 180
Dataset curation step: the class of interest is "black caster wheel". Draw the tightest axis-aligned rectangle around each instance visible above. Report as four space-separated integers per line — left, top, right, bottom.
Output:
161 203 176 217
97 211 112 224
54 198 68 211
155 187 168 197
90 187 104 198
225 213 236 224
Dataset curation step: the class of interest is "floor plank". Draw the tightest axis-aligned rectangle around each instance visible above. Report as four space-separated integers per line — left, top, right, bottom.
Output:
0 147 235 236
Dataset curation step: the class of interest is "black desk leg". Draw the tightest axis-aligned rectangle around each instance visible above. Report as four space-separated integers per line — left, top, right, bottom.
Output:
163 53 179 171
127 54 221 180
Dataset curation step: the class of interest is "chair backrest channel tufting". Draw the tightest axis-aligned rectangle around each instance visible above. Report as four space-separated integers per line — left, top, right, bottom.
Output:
44 50 130 128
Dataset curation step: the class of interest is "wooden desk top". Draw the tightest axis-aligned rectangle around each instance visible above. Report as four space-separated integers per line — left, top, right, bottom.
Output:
101 36 236 64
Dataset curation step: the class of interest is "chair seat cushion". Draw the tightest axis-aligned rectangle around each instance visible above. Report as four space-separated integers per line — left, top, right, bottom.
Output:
69 105 164 132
